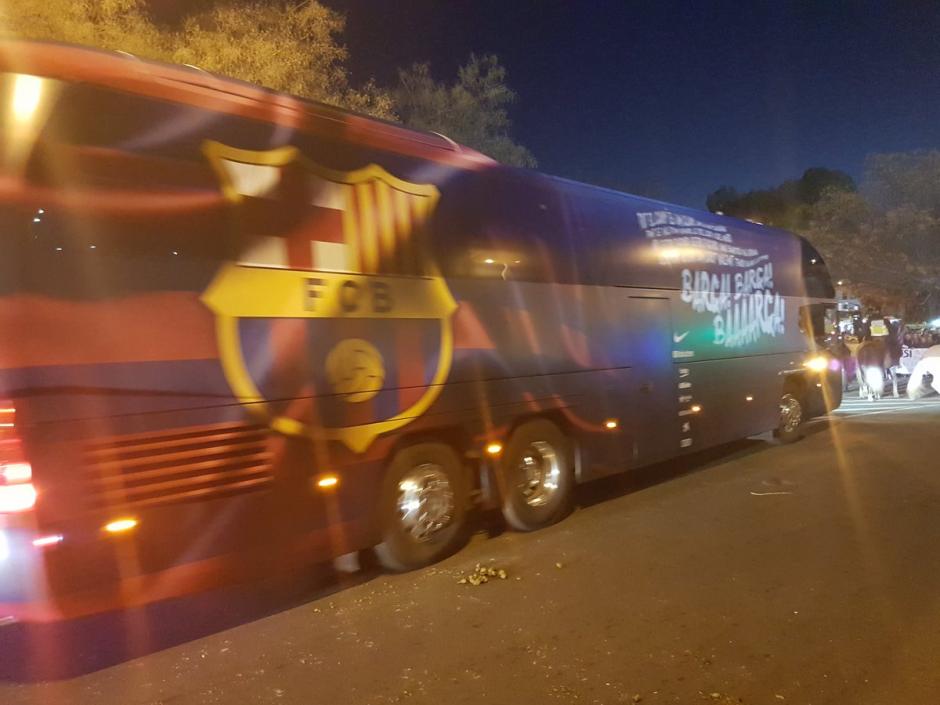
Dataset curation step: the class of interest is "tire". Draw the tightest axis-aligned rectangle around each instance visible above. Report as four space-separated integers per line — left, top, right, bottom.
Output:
373 442 468 572
499 419 574 532
774 390 804 444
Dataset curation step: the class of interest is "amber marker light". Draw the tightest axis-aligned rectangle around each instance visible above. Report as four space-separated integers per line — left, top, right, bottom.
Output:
316 474 339 490
604 419 619 430
803 355 829 372
485 442 503 456
746 395 754 402
690 404 702 413
104 518 138 534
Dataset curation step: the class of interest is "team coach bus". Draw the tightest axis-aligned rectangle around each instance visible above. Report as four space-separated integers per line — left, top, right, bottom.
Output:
0 41 841 623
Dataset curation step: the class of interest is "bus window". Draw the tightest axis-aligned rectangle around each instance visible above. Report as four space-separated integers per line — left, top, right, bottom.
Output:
801 239 835 299
433 171 568 283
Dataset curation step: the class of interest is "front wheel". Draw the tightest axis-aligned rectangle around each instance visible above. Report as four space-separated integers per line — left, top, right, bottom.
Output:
499 419 574 531
374 442 468 572
774 391 804 444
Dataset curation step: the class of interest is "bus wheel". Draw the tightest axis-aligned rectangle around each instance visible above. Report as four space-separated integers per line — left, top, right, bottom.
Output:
374 442 468 572
499 419 574 532
774 391 804 444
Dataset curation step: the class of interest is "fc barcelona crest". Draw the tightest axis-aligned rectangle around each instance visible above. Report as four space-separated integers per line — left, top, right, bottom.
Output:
200 141 457 453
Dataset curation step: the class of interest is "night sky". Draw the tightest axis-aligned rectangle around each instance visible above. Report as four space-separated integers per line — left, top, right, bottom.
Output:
324 0 940 209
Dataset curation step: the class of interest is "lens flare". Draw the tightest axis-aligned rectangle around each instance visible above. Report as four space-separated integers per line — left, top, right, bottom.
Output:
104 518 138 534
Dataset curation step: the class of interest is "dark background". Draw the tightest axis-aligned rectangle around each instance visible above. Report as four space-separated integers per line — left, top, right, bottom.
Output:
320 0 940 208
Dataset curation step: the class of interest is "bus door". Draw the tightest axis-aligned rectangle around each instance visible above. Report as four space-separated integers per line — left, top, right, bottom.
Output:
626 296 677 467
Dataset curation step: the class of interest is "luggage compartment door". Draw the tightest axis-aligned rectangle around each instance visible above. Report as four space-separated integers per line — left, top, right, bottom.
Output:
626 296 677 466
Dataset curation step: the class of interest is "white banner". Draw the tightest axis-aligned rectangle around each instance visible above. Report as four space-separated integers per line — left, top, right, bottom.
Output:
901 346 929 374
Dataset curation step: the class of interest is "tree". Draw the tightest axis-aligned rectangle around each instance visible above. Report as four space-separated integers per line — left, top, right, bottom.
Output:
0 3 535 148
705 186 740 214
705 167 856 230
706 160 940 316
172 2 394 119
803 157 940 317
863 150 940 216
1 3 536 162
0 0 394 119
395 55 536 167
797 167 856 205
0 0 165 57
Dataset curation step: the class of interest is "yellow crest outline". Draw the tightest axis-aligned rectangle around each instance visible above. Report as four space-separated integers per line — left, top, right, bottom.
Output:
200 140 457 453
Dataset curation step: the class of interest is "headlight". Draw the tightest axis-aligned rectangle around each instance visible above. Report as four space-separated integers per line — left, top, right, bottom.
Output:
803 355 829 372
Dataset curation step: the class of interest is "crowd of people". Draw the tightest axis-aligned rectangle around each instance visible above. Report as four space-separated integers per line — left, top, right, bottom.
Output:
838 314 940 348
901 328 940 348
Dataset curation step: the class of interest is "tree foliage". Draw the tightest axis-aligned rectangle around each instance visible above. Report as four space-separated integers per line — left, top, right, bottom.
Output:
0 0 394 119
864 151 940 215
706 167 855 230
172 2 394 119
395 55 536 167
807 154 940 300
709 155 940 316
0 1 535 157
0 0 164 57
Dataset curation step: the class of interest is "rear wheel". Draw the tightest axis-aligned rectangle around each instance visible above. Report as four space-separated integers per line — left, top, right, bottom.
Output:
499 419 574 531
374 442 468 571
774 390 804 444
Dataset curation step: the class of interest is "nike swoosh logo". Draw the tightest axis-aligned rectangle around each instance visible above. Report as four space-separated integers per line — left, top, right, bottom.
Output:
673 331 690 344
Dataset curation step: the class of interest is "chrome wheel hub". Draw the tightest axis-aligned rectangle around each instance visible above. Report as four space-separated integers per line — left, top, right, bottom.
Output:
397 463 454 542
780 393 802 433
517 440 561 507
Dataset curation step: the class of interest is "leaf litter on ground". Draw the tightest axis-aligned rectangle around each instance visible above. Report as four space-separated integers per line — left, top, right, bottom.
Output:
457 563 508 586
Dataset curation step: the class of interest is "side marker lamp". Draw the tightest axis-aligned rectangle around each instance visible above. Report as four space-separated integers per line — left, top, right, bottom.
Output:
316 474 339 490
104 518 138 534
0 402 36 514
803 355 829 372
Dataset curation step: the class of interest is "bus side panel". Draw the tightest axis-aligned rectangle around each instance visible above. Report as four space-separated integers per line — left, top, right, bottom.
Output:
674 355 792 451
394 275 638 477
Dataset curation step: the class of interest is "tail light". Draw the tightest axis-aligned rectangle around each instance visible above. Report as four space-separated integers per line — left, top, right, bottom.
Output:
0 402 35 513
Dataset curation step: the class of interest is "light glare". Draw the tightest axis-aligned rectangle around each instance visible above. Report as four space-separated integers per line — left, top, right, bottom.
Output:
0 483 36 513
32 534 63 548
803 355 829 372
104 517 137 534
316 474 339 489
1 462 32 483
12 74 43 122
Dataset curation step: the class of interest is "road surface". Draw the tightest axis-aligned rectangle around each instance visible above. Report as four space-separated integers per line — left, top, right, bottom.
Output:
3 395 940 704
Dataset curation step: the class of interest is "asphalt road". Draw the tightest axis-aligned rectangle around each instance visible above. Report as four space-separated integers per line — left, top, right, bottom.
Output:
4 395 940 705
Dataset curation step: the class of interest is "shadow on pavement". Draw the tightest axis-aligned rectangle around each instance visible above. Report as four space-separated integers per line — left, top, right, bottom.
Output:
0 436 788 683
575 437 769 510
0 559 381 683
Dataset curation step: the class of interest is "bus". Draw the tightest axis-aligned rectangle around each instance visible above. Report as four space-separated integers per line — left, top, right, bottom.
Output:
0 41 841 624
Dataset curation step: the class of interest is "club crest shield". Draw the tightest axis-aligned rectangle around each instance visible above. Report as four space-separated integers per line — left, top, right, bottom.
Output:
200 141 457 453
